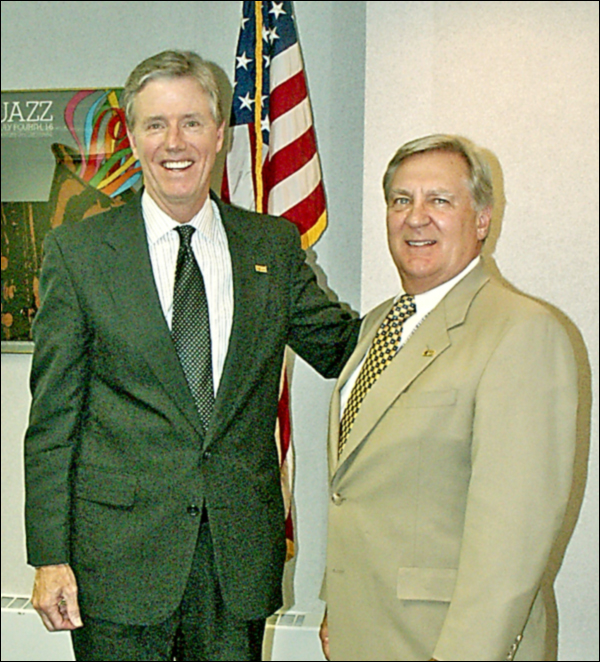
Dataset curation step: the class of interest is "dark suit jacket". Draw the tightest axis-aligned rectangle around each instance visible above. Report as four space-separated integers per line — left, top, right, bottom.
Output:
24 192 359 625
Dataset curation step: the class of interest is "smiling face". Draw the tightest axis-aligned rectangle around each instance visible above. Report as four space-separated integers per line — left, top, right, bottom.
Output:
386 150 492 295
127 76 225 223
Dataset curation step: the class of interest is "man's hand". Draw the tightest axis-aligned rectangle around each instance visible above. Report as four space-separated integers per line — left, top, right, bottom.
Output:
318 608 438 661
319 610 330 660
31 564 83 631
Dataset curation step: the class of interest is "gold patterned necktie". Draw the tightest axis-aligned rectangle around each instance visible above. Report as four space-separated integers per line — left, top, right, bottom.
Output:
338 294 416 457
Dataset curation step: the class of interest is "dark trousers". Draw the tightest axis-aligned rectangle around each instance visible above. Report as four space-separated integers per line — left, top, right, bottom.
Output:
71 517 266 661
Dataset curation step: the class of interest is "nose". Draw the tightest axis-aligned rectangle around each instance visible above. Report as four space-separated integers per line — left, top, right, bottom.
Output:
165 124 185 151
405 198 431 228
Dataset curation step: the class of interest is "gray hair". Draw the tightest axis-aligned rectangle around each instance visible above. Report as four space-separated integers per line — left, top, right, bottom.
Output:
122 50 224 128
382 134 494 211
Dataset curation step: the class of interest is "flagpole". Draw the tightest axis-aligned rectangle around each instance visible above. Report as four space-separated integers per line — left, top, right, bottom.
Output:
254 1 264 213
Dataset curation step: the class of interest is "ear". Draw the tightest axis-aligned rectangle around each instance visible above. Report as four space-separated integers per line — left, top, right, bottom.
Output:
126 126 139 160
216 120 226 154
476 206 492 241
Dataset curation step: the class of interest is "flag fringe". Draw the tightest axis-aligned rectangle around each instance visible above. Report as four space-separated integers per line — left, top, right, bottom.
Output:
301 211 327 249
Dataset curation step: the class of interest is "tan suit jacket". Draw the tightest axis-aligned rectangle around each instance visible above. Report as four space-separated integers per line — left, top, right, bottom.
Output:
324 262 577 661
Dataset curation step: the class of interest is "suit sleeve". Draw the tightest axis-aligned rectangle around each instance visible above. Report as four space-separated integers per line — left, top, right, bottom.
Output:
24 231 91 566
433 312 578 661
283 223 360 378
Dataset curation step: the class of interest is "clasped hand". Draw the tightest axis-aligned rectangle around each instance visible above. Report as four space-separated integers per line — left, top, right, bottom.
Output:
31 564 83 631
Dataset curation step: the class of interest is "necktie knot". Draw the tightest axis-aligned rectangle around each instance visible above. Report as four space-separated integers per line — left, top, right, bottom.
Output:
175 224 196 248
389 294 416 325
373 293 416 353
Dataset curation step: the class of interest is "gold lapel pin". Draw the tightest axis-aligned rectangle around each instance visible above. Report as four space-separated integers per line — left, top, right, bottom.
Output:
423 349 435 358
255 264 268 273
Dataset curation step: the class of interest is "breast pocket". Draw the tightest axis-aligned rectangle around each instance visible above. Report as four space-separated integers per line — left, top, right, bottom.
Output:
401 389 457 409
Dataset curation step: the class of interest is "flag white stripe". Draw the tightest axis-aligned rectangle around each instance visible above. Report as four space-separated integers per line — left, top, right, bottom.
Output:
269 97 313 156
270 42 303 89
226 126 256 211
268 152 322 215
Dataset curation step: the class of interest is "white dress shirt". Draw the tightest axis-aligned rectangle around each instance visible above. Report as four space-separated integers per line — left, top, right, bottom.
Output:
142 191 234 395
340 257 481 414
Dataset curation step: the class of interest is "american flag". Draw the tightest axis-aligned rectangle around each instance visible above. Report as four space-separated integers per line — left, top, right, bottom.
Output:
222 1 328 556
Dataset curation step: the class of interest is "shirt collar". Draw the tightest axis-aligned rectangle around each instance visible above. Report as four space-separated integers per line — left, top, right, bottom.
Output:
400 256 481 314
142 190 217 245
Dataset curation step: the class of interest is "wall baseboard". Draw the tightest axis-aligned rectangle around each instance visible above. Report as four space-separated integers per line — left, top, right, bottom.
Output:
1 595 326 661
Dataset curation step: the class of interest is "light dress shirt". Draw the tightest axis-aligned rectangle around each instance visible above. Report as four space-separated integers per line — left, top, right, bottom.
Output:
340 257 481 414
142 191 234 396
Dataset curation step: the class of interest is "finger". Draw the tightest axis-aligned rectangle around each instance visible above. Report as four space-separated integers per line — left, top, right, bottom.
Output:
64 596 83 628
36 600 82 632
319 628 330 659
36 603 65 632
37 608 59 632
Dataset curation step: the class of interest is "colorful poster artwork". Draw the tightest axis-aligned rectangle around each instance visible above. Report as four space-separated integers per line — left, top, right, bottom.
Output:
1 89 141 348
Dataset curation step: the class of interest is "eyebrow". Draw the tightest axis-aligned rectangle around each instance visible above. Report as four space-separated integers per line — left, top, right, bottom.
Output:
429 188 456 198
141 112 204 124
389 187 456 198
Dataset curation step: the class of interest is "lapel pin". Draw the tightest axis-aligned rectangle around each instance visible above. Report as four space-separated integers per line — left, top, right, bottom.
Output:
423 349 435 358
255 264 268 273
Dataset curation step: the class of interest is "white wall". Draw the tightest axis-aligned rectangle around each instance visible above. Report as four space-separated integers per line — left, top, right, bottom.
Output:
362 2 599 660
0 354 33 593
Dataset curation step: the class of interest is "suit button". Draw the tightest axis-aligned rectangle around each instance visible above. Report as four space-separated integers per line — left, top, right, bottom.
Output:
187 505 201 517
331 493 344 506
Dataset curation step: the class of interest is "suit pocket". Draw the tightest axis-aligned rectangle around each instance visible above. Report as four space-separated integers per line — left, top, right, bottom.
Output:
401 389 457 408
396 566 458 602
74 465 138 508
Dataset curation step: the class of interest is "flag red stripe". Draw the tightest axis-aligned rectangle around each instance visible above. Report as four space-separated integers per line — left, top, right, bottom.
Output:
277 372 291 457
280 183 326 234
221 165 231 203
265 129 317 190
285 510 294 541
269 70 308 122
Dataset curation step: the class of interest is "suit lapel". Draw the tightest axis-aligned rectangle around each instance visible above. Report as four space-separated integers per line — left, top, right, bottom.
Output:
328 299 393 469
206 198 270 444
100 197 205 438
335 263 491 467
337 311 451 464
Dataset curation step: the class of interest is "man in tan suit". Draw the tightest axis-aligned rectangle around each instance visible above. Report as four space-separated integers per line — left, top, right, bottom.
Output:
319 135 578 661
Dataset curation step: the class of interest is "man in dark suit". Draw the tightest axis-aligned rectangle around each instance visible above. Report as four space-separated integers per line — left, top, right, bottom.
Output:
24 50 359 661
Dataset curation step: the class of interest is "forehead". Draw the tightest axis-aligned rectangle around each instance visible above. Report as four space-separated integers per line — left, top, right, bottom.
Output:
132 76 211 118
391 150 471 191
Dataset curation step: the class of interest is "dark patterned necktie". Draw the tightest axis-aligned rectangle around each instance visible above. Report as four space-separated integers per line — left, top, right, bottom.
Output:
338 294 416 456
172 225 214 430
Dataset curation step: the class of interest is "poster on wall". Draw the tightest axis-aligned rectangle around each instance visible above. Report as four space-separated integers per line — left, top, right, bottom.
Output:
1 88 141 352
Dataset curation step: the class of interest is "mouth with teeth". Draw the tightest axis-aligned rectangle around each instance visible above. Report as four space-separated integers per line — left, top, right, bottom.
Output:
406 240 436 247
162 160 194 171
